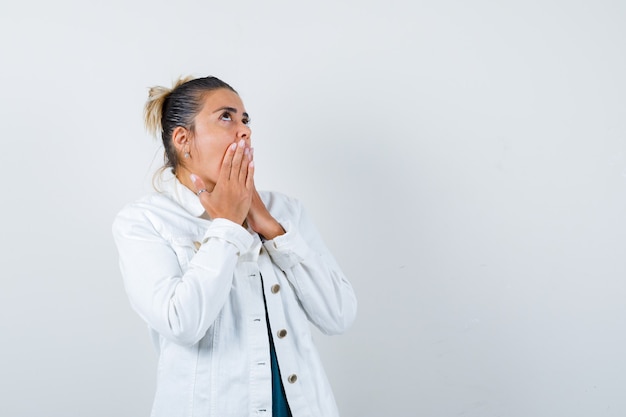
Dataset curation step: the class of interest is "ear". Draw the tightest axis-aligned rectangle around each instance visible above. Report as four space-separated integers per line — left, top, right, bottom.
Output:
172 126 190 153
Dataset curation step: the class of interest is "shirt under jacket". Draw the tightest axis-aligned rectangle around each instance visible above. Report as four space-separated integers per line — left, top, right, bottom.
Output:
112 172 357 417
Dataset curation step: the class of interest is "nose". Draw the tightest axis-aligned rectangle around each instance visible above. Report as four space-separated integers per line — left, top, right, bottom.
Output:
238 122 251 142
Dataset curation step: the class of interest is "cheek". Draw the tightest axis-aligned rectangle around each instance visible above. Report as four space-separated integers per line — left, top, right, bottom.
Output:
191 131 234 180
213 143 231 168
203 142 231 178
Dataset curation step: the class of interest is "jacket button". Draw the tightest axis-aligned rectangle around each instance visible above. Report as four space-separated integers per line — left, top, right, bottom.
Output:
287 374 298 384
277 329 287 338
271 284 281 294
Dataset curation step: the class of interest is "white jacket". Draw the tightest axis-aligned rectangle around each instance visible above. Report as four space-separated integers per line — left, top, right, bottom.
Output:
112 173 357 417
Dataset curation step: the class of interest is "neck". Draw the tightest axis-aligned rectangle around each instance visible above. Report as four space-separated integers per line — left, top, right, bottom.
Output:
175 166 216 194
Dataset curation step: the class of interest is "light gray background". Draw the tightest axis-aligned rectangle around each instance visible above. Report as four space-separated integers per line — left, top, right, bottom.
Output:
1 1 625 416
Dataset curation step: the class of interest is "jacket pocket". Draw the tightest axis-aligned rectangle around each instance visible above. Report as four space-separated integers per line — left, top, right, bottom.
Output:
170 236 201 270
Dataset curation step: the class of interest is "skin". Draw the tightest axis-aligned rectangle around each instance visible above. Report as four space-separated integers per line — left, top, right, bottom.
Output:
173 88 285 240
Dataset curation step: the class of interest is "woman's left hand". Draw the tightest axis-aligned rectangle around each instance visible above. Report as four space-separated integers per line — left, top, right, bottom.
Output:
244 149 284 240
247 184 285 240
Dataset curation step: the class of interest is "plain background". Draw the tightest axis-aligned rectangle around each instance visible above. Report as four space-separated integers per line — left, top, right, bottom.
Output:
1 1 625 416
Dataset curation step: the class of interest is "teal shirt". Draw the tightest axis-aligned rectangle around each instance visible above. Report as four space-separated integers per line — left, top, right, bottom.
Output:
268 329 292 417
262 273 292 417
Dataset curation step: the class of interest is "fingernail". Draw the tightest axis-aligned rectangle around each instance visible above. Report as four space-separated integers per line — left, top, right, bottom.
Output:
244 148 250 157
230 143 237 151
238 139 245 147
190 174 197 182
249 161 254 168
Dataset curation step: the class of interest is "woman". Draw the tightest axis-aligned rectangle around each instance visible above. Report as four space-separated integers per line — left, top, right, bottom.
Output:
112 76 357 417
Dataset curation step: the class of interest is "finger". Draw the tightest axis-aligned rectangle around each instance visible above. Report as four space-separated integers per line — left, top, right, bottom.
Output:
245 160 255 189
230 139 246 181
189 174 208 197
240 147 252 183
218 142 237 182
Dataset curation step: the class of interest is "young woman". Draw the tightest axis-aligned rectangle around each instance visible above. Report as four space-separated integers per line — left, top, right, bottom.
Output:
112 76 357 417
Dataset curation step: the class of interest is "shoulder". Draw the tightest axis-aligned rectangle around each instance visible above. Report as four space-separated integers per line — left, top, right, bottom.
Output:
112 192 184 233
258 190 304 221
115 192 174 217
258 190 302 210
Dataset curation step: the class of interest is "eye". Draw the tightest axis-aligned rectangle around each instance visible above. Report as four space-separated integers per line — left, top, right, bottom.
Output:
243 117 251 126
220 111 232 121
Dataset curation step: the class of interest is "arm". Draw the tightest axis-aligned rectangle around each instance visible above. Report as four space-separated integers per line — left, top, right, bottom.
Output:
113 206 253 347
263 196 357 335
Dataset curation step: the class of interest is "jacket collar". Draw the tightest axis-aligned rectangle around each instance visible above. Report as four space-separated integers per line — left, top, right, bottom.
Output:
157 169 206 218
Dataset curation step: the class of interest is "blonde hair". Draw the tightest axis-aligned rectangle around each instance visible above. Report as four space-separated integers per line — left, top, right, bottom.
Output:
143 75 237 173
144 76 194 138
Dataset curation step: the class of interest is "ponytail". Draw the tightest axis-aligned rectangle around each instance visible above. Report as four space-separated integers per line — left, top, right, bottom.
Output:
144 76 194 138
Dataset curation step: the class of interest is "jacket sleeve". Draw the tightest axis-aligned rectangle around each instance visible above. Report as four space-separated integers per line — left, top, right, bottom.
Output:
263 197 357 335
112 206 253 346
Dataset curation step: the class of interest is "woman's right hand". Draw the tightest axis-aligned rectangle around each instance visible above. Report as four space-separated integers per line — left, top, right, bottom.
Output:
190 139 254 225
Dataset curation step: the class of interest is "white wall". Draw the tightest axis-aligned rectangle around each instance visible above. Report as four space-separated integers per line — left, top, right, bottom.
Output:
1 1 625 416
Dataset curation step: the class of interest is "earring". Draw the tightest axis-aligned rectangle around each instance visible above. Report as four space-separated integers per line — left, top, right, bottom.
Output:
184 152 190 159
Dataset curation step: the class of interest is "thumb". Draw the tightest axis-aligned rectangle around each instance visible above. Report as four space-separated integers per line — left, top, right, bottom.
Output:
190 174 208 197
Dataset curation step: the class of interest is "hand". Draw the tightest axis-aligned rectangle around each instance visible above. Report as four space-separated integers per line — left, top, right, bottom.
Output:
190 139 254 225
247 183 285 240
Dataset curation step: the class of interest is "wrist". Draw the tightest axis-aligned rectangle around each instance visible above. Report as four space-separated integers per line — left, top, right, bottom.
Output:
250 216 284 240
261 221 285 240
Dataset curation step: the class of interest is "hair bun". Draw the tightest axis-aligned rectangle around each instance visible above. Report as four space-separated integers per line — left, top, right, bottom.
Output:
144 76 195 137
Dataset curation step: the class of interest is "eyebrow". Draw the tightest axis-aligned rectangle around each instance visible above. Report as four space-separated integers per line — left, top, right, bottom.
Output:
213 106 250 119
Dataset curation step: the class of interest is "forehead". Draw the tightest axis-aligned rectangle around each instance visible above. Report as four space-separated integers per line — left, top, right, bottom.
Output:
199 88 246 114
